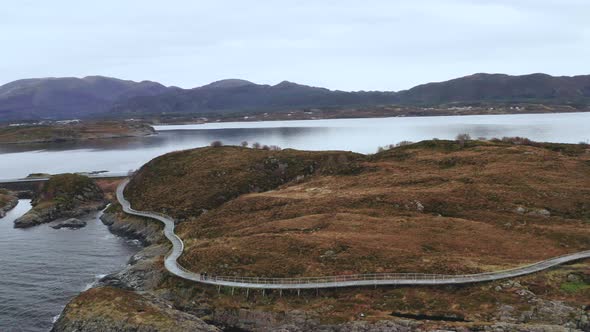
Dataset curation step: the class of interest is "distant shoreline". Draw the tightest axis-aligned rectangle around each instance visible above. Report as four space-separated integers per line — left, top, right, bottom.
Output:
152 108 590 126
0 122 156 145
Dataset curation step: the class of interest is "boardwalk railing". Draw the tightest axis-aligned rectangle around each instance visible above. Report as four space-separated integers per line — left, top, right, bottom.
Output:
117 179 590 290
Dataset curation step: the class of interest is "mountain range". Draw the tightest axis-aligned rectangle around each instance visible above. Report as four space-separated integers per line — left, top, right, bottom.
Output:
1 73 589 122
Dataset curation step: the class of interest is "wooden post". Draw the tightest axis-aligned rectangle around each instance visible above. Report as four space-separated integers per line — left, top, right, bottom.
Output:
297 289 300 297
231 287 234 296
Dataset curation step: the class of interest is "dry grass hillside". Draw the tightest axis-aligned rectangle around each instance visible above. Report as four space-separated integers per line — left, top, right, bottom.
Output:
126 140 590 279
126 147 364 221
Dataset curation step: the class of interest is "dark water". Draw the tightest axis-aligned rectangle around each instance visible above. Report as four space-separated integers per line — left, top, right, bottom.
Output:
0 201 141 332
0 112 589 179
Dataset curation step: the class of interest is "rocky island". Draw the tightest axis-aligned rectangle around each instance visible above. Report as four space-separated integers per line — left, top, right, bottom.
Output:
53 139 590 331
14 173 107 228
0 121 155 144
0 189 19 218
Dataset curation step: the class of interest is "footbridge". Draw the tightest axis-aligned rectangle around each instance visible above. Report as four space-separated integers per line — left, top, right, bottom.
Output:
117 180 590 290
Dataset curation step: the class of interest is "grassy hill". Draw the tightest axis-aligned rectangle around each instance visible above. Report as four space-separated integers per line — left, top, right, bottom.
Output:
126 141 590 278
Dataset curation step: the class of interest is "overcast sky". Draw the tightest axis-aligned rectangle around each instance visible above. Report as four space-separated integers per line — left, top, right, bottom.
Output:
1 0 589 91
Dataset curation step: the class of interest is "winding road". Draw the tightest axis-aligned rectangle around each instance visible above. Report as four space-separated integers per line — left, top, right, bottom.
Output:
117 180 590 290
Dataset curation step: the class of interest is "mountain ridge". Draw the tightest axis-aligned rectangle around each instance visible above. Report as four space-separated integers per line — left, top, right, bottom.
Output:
1 73 589 122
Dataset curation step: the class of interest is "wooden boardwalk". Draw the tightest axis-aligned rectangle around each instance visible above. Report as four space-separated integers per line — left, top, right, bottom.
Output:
117 180 590 290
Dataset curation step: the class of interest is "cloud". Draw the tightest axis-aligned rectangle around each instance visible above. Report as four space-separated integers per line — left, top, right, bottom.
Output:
1 0 589 91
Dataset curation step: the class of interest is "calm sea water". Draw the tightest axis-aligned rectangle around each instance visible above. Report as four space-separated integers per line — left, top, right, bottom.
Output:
0 202 141 332
0 112 589 179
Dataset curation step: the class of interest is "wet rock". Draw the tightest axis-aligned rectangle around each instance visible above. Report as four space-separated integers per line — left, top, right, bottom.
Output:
99 244 168 291
100 210 163 245
51 218 87 229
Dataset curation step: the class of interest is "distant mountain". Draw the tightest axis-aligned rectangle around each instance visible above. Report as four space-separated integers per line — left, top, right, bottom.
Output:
0 76 171 121
111 79 398 116
1 73 589 122
397 73 590 105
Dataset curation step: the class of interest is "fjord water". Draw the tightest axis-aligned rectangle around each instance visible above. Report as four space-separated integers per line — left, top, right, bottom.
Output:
1 112 589 179
0 202 140 332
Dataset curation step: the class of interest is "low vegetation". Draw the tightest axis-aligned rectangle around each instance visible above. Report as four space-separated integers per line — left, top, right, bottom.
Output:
60 138 590 329
0 121 154 144
36 174 99 209
14 173 106 228
125 139 590 279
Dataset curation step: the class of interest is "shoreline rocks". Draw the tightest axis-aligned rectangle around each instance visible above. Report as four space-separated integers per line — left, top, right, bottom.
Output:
51 218 87 229
99 208 163 245
14 174 107 228
0 192 19 218
14 201 107 228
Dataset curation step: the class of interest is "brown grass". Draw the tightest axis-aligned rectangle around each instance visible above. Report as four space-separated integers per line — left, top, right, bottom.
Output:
126 141 590 278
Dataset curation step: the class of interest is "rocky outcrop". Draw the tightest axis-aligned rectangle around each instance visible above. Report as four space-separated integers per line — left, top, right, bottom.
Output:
0 190 19 218
100 208 163 245
50 287 220 332
51 218 87 229
99 244 168 291
14 174 107 228
14 199 106 228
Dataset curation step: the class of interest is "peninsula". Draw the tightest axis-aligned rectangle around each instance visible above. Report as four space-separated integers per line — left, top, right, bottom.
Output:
53 139 590 331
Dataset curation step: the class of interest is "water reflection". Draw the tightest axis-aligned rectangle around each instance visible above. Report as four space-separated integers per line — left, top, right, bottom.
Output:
0 112 588 179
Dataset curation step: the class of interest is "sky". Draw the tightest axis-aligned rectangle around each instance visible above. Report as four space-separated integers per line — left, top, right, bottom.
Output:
1 0 589 91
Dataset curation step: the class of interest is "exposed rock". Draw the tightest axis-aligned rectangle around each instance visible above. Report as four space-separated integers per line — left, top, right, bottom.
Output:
0 191 19 218
51 218 87 229
414 200 425 212
51 287 219 332
567 273 583 282
14 174 107 228
14 201 106 228
528 208 551 217
513 206 551 217
99 244 168 291
100 209 163 245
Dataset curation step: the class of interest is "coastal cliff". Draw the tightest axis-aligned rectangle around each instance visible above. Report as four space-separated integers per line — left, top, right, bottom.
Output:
14 174 107 228
99 203 164 245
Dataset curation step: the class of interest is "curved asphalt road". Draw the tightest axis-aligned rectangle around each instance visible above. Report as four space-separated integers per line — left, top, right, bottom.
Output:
117 179 590 289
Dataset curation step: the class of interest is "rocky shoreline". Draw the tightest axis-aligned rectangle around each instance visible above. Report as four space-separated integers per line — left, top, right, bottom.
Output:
0 192 19 218
13 174 107 228
51 207 590 332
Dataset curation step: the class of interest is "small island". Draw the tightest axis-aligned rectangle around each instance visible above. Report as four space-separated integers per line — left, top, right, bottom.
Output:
14 173 107 228
0 121 155 144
